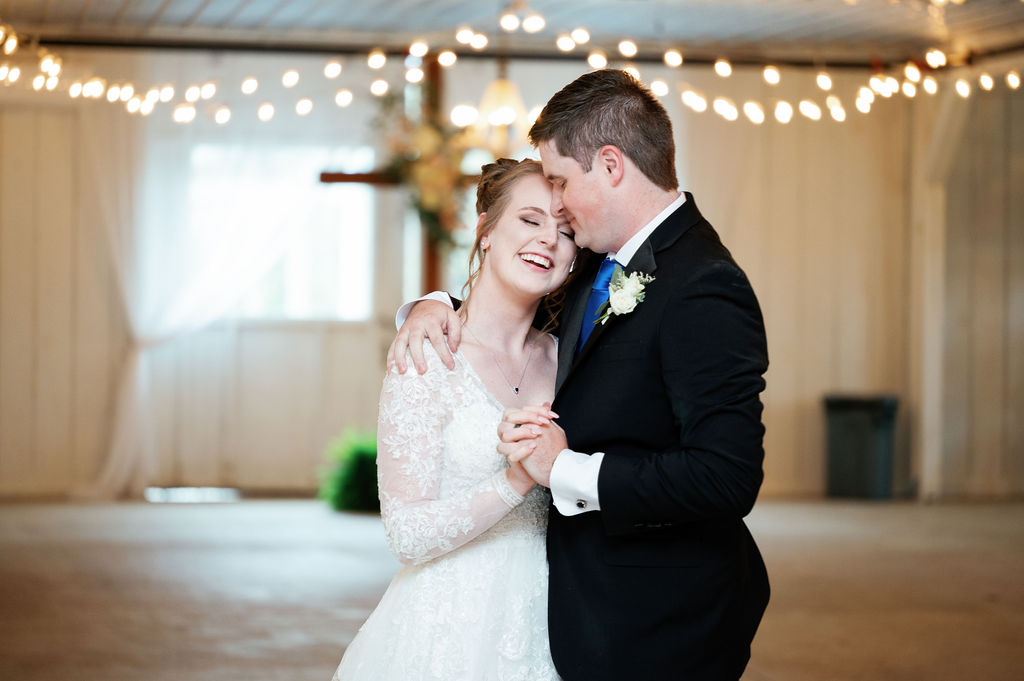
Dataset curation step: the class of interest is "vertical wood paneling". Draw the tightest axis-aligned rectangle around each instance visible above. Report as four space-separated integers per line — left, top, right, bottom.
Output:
968 94 1007 494
943 129 973 496
73 109 119 489
1007 92 1024 489
0 109 37 490
34 110 76 491
233 327 323 489
942 87 1024 498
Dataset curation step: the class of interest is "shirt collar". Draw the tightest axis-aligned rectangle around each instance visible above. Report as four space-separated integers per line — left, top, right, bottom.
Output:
607 191 686 267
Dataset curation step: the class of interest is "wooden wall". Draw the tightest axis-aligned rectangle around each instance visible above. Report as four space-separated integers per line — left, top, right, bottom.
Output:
1 57 1021 499
943 87 1024 497
0 105 126 496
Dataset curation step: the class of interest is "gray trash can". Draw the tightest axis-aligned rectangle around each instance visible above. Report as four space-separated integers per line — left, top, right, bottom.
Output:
824 395 899 499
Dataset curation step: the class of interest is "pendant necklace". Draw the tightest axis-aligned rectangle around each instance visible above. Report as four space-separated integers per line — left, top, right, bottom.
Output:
465 325 537 396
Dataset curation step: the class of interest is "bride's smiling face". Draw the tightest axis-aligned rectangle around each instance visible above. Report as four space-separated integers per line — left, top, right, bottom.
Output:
479 173 576 300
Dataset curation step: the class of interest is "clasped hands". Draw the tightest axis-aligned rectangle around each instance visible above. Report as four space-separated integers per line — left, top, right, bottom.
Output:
497 403 565 490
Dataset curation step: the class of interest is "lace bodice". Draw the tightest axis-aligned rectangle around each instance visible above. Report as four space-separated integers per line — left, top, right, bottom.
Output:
332 343 558 680
377 343 550 566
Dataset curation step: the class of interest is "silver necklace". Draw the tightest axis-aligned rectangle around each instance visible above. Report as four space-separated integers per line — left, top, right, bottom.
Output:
464 325 537 396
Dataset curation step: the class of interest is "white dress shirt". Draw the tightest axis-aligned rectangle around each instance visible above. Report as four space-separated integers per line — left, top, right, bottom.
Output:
397 191 687 517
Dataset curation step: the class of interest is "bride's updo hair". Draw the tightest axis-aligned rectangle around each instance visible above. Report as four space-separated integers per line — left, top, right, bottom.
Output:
461 158 570 333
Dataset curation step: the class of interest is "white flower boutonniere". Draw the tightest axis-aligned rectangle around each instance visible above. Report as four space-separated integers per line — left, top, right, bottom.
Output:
595 265 655 325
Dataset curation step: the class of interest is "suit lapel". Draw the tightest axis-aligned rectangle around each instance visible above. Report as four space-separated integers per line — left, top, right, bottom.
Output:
556 253 599 392
555 193 704 398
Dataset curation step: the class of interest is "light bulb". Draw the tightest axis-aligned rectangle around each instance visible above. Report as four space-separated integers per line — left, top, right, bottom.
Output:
470 33 488 50
450 104 478 127
618 40 637 58
979 73 994 91
571 28 590 44
456 27 475 44
664 49 683 68
296 98 313 116
775 101 793 124
173 104 196 124
923 76 938 94
743 102 765 125
905 63 921 82
406 67 424 84
409 41 428 58
522 14 545 33
367 51 386 69
370 79 389 96
557 35 575 52
650 80 669 97
955 78 970 97
241 77 258 94
799 100 822 120
185 85 200 102
1007 71 1021 90
763 65 780 85
257 103 275 122
324 61 342 78
588 51 608 69
335 89 353 107
160 85 174 102
214 106 231 125
714 59 732 78
500 13 520 32
816 72 832 90
438 50 457 67
902 81 917 97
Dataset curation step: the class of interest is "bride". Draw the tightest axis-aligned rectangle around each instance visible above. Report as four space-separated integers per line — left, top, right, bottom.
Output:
332 158 576 680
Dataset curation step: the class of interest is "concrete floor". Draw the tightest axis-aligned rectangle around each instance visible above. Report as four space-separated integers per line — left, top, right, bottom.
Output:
0 500 1021 681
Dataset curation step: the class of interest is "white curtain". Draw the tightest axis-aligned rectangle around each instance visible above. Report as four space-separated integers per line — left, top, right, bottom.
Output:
74 104 316 498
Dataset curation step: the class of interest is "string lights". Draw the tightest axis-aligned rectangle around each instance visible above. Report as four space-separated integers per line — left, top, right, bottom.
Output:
0 10 1019 129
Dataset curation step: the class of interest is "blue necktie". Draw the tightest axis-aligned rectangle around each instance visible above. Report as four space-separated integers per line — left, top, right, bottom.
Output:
576 257 617 356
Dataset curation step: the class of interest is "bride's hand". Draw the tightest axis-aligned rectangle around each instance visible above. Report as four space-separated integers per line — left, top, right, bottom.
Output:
506 461 536 496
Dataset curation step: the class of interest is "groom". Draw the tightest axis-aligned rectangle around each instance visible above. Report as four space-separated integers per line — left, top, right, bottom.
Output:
390 69 769 681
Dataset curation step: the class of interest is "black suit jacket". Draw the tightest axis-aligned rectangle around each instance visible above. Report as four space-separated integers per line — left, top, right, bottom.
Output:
547 193 770 681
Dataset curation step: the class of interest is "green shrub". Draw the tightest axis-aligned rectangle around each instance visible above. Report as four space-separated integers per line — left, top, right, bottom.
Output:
318 431 380 512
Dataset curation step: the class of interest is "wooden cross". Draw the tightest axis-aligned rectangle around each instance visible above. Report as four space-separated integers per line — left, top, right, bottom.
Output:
320 58 474 292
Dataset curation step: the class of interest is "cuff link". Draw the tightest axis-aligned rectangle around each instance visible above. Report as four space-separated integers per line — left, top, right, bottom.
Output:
575 499 588 510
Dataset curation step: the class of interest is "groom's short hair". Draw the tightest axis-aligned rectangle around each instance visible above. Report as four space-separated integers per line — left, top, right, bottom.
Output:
529 69 677 191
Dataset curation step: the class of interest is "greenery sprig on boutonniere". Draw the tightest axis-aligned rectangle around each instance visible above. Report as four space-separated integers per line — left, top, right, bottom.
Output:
595 265 655 325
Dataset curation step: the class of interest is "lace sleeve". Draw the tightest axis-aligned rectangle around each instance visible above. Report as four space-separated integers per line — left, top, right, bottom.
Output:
376 353 525 566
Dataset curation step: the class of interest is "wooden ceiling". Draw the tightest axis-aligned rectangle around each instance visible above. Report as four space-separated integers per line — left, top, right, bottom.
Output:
3 0 1024 66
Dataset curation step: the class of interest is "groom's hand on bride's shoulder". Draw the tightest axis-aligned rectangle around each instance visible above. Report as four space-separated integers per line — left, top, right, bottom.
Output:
388 300 463 374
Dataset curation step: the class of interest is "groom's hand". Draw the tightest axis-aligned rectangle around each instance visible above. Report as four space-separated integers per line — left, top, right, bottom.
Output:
387 301 462 374
497 404 564 488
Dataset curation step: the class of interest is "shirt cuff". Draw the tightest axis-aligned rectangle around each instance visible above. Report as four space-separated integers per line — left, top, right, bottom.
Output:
550 449 604 516
394 291 454 329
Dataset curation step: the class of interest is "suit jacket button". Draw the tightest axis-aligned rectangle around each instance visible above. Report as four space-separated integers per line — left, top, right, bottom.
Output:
575 499 587 510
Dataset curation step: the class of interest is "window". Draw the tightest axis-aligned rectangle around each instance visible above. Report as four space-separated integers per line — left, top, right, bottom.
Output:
186 143 376 321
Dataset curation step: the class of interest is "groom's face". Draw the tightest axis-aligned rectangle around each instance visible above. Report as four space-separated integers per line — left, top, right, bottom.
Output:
538 140 608 252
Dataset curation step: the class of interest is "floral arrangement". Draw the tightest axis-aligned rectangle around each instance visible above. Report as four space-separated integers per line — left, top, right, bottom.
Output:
376 94 475 246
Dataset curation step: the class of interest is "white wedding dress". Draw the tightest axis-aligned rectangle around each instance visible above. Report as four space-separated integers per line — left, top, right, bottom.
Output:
331 343 559 681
